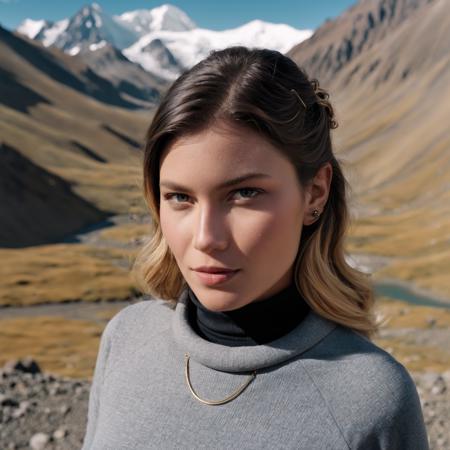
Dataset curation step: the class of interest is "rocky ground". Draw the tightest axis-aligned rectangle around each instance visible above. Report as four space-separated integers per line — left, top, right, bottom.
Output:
0 359 89 449
0 358 448 449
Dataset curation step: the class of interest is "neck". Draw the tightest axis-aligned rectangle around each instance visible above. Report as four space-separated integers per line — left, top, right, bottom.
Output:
186 282 311 346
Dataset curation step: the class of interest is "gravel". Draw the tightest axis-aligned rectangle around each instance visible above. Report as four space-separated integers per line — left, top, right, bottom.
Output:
0 358 89 450
0 358 448 449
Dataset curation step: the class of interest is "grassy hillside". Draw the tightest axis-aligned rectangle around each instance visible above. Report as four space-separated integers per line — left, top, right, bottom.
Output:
0 243 139 307
1 295 449 379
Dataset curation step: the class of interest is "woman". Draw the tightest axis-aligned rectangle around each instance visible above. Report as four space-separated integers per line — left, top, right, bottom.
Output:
82 46 429 449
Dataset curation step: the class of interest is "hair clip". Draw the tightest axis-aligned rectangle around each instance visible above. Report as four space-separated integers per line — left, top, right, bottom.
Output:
290 89 307 109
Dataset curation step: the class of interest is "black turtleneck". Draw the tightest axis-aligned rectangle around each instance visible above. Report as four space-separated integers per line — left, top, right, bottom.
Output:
186 282 311 346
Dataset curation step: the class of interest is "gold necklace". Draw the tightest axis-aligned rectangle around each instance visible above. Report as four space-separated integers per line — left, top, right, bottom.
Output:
184 353 257 405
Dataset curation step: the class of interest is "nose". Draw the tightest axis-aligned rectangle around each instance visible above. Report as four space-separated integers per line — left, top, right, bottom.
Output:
193 203 229 253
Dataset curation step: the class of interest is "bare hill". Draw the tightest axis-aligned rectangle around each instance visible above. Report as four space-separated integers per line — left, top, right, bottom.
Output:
287 0 433 86
0 142 107 247
80 42 168 109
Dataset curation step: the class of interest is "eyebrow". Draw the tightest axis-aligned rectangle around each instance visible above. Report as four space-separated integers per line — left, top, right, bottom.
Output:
160 172 272 191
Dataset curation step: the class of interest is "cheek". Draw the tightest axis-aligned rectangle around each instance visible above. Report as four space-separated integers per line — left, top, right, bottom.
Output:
159 207 187 257
233 200 303 259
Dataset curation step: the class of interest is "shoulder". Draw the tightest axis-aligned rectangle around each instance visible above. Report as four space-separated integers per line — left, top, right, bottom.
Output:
301 325 428 449
111 296 175 325
304 324 414 388
101 297 176 349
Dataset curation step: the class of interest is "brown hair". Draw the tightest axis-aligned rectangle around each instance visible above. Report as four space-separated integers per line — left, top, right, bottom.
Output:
131 46 380 338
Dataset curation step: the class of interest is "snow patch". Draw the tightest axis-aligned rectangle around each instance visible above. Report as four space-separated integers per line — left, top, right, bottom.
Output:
42 19 69 47
116 3 196 34
93 13 102 28
68 45 80 56
89 40 107 51
16 19 46 39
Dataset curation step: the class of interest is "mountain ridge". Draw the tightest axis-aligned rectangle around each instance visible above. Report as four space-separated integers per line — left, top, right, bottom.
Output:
16 2 312 81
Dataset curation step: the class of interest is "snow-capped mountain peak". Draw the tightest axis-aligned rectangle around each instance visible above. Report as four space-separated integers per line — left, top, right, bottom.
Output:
45 3 137 54
71 3 138 46
16 19 48 39
123 19 312 79
75 3 104 29
15 3 312 83
116 3 196 34
16 18 70 47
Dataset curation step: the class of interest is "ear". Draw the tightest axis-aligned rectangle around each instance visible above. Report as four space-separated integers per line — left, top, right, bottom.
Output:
303 162 333 226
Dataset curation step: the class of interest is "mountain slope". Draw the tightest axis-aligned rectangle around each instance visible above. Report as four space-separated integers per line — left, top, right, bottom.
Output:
0 25 151 246
287 0 433 86
288 0 450 299
80 42 166 107
0 25 147 110
0 143 107 247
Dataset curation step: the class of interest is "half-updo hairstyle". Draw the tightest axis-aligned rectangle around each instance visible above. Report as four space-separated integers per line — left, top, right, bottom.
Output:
131 45 380 338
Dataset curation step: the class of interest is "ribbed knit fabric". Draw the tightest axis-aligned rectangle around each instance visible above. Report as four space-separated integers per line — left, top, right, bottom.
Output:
81 289 430 449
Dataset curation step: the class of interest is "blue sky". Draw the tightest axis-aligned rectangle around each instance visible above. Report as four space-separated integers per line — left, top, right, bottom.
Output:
0 0 357 31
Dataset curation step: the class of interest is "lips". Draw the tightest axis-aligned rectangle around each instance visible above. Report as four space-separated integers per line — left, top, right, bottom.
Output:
193 267 238 274
192 268 240 286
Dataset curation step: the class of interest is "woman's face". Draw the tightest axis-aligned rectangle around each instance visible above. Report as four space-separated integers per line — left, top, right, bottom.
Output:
159 121 310 312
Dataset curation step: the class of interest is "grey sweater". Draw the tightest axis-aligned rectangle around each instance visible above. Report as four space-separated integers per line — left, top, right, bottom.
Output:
82 289 429 449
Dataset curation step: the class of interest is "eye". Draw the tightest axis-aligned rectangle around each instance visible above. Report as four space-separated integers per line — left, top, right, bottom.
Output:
231 188 264 200
163 193 191 204
162 188 264 207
